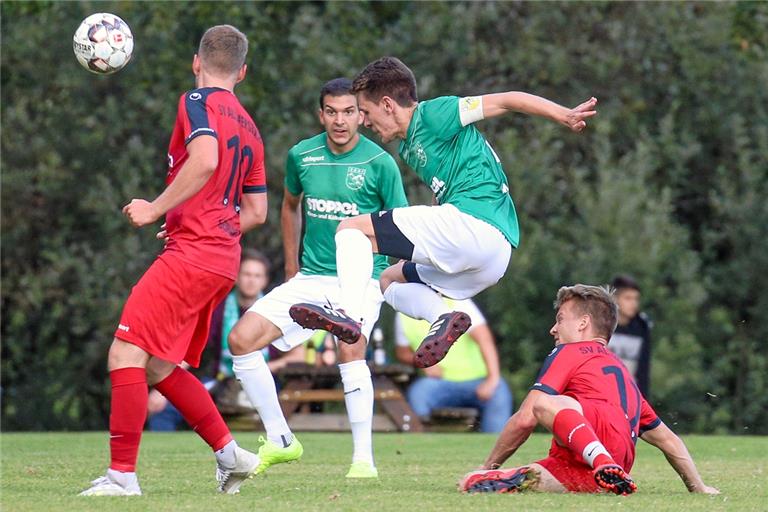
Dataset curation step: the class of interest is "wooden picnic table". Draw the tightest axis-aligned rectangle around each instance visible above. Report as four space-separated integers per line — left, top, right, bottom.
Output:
275 363 425 433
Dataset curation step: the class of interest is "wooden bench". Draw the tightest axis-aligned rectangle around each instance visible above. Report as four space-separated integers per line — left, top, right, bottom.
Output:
427 407 479 432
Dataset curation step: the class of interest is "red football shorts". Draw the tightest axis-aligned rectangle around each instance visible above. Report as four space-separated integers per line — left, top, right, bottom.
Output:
114 253 234 367
536 399 637 493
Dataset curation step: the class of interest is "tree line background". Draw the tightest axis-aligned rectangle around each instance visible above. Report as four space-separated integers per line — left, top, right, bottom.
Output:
2 1 767 433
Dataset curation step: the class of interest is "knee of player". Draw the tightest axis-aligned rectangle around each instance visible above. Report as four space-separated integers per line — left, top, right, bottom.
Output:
227 326 250 355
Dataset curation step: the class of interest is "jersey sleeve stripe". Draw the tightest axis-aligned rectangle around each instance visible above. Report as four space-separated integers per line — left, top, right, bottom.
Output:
243 185 267 193
639 417 662 434
185 127 217 145
184 90 217 144
529 382 560 395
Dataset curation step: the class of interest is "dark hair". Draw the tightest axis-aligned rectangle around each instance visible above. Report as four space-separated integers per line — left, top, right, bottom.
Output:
611 275 640 293
351 56 417 107
554 284 619 339
198 25 248 76
240 248 271 274
319 77 354 108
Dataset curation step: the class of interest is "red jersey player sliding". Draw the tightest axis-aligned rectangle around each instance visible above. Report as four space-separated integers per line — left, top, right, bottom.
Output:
80 25 268 497
460 284 719 496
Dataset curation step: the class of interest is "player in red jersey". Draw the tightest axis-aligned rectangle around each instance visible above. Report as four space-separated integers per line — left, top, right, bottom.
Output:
80 25 268 497
460 284 719 496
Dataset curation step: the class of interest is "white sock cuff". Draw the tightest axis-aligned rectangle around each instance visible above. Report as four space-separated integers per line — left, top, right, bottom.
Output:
232 350 267 372
582 440 610 466
339 359 371 382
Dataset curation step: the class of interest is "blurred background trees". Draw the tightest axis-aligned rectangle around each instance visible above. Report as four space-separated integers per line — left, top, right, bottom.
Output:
2 1 766 433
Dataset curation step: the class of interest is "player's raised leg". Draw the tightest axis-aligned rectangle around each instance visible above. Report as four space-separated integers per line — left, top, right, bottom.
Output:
533 394 636 495
229 311 303 474
338 337 377 478
80 338 148 496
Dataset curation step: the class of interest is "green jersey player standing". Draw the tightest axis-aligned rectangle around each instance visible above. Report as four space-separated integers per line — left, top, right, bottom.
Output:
290 57 597 368
228 78 407 479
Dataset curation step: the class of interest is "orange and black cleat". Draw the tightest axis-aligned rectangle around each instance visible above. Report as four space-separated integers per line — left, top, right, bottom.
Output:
593 464 637 495
459 467 537 494
414 311 471 368
289 303 361 344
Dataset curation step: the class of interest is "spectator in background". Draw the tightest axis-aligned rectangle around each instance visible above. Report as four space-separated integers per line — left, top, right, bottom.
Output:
395 298 513 432
608 275 652 397
148 249 304 430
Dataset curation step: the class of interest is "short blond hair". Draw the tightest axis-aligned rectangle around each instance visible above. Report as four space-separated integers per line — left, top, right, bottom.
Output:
554 284 618 339
198 25 248 76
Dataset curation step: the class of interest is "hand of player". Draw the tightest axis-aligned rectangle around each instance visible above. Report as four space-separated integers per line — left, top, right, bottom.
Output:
156 223 169 244
475 377 498 401
284 263 299 281
123 199 161 227
562 97 597 132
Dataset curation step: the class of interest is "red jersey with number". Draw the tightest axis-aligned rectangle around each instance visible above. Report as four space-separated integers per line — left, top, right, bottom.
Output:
531 341 661 447
163 87 266 279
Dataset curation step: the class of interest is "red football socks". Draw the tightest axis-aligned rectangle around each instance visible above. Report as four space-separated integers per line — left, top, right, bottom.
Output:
155 367 233 451
109 367 148 472
552 408 614 468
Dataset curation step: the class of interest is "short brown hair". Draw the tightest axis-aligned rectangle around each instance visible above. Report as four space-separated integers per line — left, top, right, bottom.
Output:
240 248 271 274
351 56 417 107
198 25 248 76
554 284 618 339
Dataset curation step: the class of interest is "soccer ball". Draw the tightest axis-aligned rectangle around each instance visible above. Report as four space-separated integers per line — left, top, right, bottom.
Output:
73 13 134 74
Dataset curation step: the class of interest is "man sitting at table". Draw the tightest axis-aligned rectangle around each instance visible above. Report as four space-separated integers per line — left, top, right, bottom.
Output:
394 297 513 432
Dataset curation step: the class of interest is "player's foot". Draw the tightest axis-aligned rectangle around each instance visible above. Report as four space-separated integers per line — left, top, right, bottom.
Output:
289 303 361 344
346 461 378 478
414 312 471 368
255 435 303 475
216 446 260 494
459 467 537 493
593 464 637 495
79 469 142 496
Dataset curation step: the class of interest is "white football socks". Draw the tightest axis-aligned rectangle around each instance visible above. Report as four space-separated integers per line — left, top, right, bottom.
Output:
339 360 374 465
336 229 373 321
232 350 293 448
383 282 450 323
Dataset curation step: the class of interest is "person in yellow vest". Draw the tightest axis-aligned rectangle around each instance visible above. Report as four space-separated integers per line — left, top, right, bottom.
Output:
395 298 513 432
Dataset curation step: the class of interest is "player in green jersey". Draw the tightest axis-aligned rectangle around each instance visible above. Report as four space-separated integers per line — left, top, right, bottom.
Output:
227 78 407 479
290 57 596 369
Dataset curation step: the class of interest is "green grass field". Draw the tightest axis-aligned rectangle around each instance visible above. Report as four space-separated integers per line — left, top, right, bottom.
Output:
1 432 765 511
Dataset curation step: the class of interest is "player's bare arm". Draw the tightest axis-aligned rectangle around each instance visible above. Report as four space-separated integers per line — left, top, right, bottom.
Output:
469 324 501 401
281 188 303 280
123 135 218 227
480 92 597 132
482 391 542 469
640 422 720 494
239 191 267 232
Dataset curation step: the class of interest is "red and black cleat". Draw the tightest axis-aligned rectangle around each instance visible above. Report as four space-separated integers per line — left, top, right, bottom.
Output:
459 467 537 494
289 303 361 344
414 311 472 368
594 464 637 495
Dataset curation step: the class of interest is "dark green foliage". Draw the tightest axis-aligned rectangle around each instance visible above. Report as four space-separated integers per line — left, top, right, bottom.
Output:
2 1 766 432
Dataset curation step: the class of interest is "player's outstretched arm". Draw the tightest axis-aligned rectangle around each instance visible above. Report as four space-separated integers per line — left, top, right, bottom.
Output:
481 391 541 469
240 191 267 232
123 136 218 227
281 189 303 280
640 422 720 494
480 92 597 132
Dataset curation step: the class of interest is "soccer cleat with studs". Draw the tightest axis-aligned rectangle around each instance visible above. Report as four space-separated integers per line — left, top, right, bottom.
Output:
289 303 361 344
414 311 471 368
593 463 637 495
459 467 537 493
216 446 260 494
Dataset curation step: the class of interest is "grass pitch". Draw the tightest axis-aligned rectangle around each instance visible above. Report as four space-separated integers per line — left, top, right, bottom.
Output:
1 432 765 511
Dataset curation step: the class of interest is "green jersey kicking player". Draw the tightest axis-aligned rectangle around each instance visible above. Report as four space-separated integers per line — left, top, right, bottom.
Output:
228 78 407 479
290 57 597 368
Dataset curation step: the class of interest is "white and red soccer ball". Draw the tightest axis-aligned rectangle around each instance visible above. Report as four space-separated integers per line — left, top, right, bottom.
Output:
73 13 134 74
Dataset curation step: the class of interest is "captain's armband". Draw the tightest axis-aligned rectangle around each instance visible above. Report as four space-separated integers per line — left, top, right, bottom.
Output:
459 96 485 126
